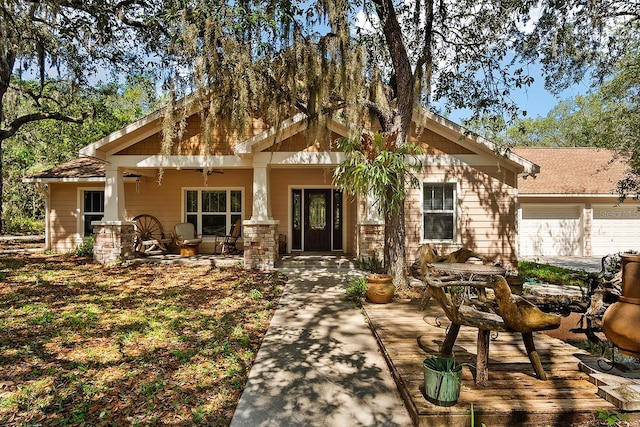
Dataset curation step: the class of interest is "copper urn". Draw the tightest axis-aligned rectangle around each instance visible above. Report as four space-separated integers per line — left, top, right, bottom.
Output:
602 253 640 357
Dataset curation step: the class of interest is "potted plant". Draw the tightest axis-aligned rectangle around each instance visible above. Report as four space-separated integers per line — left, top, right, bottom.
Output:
365 273 395 303
423 356 463 406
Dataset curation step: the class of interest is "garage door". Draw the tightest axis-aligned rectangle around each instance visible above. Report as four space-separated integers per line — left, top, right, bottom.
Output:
520 205 583 256
592 204 640 255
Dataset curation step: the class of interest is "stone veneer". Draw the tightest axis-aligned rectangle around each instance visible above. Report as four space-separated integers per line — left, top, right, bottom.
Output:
358 222 385 262
93 222 135 264
243 220 279 270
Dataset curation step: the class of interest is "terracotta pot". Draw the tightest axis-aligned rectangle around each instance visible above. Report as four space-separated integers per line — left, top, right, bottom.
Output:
602 254 640 357
366 274 395 304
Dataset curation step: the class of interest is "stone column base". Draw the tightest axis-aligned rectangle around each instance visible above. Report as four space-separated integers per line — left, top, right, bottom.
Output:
93 221 135 264
358 221 385 263
243 220 279 270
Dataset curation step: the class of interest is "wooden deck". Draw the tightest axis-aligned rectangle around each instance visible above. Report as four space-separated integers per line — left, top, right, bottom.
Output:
364 297 624 427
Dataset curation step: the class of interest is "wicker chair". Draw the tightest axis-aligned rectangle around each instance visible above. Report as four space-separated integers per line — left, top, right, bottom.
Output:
174 222 203 256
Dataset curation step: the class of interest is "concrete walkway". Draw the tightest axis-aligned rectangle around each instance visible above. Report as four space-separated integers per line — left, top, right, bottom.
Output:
230 267 412 427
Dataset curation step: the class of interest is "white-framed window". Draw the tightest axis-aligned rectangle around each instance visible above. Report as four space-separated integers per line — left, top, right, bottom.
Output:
81 190 104 237
184 188 243 237
423 183 456 241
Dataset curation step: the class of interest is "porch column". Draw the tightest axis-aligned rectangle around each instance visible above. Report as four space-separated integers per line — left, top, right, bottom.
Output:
251 163 272 221
103 165 126 221
357 192 385 263
244 162 279 270
93 165 135 264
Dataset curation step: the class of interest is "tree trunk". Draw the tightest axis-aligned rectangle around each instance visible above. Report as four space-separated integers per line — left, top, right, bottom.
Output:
0 140 3 234
1 51 16 235
384 192 408 288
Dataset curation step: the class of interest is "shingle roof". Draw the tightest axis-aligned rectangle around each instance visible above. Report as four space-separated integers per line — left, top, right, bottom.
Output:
25 157 135 181
513 147 631 195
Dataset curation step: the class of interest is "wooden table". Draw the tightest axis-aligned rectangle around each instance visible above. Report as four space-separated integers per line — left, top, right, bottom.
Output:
425 262 507 386
429 262 506 278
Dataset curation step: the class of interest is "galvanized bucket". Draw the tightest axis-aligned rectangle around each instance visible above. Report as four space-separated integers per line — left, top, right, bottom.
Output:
423 357 462 407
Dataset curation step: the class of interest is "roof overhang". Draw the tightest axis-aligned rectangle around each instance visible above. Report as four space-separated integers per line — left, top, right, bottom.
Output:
415 110 540 175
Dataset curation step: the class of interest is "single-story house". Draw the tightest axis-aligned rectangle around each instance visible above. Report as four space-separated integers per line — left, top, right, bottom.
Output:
24 100 538 270
513 147 640 257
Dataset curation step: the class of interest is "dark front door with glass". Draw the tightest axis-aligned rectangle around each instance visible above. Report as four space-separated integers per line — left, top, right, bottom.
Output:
291 189 343 252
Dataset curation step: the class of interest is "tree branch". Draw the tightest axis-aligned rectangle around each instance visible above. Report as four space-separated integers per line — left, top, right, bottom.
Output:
0 112 84 141
371 0 414 142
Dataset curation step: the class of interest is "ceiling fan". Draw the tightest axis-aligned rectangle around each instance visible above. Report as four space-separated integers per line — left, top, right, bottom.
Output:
195 168 224 175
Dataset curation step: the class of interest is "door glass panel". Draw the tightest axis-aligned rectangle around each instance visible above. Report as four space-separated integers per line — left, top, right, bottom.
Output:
308 194 326 230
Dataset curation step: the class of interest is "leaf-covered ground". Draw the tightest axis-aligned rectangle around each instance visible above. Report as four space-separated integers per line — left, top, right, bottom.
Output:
0 254 285 426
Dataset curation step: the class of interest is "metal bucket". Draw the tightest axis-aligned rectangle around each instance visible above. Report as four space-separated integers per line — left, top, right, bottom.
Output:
423 357 462 407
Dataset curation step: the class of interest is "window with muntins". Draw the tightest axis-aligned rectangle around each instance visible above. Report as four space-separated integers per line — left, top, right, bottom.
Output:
83 190 104 237
185 189 242 237
423 183 455 241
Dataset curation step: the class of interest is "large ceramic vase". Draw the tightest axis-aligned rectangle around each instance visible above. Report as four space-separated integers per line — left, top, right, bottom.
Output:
602 253 640 357
366 274 395 304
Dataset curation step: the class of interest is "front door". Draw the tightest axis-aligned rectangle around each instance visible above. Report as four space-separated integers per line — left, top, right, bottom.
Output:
304 189 332 251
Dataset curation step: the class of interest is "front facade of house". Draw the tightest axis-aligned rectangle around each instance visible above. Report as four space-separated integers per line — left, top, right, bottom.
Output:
514 147 640 257
25 104 537 270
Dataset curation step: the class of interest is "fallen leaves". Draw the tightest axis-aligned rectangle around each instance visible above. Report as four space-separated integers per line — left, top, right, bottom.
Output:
0 254 285 426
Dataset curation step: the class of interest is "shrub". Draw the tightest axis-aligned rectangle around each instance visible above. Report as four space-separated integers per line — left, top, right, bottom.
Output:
3 216 45 235
345 277 367 303
75 235 95 256
357 252 384 274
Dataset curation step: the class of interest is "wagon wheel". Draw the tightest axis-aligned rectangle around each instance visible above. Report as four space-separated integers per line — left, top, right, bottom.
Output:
132 214 165 253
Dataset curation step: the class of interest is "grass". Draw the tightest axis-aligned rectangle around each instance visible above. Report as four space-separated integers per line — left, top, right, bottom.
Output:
0 253 285 426
518 261 589 288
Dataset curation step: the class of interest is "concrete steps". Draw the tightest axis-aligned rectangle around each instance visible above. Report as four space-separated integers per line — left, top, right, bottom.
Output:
276 253 358 269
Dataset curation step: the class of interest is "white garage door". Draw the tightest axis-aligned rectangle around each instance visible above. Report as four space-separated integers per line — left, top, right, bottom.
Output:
520 205 583 256
592 204 640 255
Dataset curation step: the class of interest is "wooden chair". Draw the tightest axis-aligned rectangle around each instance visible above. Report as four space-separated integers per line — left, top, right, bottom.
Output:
221 219 242 254
423 272 561 386
174 222 202 256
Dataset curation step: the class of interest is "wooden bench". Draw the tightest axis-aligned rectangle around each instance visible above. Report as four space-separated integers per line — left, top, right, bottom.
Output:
422 264 562 386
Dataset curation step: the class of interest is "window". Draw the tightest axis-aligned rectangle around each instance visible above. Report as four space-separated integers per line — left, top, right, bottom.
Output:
83 190 104 237
185 189 242 237
423 183 455 241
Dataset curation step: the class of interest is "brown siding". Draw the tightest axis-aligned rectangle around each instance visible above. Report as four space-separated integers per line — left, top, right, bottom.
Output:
266 131 343 152
409 126 475 155
115 116 269 156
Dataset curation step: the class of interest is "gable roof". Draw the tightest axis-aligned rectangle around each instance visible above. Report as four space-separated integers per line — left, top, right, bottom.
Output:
416 111 539 175
512 147 630 195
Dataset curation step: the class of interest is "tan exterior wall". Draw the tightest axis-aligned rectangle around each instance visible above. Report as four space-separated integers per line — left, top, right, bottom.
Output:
48 161 517 265
49 183 103 252
115 116 269 156
49 169 253 254
406 163 518 267
409 126 475 155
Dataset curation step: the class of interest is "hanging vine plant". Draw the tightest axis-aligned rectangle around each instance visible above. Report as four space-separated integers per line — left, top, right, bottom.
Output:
333 131 423 216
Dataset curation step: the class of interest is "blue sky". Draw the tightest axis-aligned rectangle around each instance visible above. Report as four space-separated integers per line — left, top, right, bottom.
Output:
447 65 592 123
